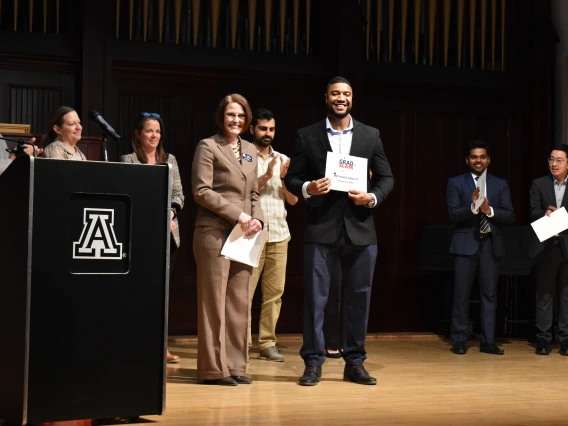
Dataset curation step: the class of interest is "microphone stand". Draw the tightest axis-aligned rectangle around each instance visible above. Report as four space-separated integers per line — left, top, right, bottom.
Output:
1 136 37 157
101 133 109 162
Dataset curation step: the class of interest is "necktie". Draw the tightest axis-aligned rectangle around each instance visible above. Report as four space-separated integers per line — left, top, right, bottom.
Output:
475 176 490 233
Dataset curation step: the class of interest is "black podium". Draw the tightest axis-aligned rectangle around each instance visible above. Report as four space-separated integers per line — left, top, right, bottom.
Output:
0 156 172 425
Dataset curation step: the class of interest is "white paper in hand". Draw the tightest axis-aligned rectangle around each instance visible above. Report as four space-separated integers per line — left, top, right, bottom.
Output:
220 225 267 267
324 151 368 193
531 207 568 242
474 169 487 210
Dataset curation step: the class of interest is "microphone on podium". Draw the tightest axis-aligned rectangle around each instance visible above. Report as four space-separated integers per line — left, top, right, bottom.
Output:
88 110 121 140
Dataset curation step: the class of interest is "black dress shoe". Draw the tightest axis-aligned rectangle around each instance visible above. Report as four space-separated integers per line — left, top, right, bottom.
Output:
451 341 467 355
231 375 252 384
343 364 377 385
535 340 551 356
480 342 504 355
299 366 322 386
203 377 238 386
559 343 568 356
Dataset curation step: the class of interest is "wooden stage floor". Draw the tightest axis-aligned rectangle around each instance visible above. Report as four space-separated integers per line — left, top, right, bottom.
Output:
4 335 567 426
147 334 568 426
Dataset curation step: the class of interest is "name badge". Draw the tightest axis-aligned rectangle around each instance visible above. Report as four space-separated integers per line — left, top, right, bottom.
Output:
242 153 253 162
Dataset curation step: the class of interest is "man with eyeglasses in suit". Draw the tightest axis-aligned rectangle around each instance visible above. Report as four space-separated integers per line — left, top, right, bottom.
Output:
529 144 568 356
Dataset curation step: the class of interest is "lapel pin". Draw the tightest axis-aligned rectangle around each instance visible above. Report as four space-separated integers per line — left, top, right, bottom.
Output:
242 153 253 162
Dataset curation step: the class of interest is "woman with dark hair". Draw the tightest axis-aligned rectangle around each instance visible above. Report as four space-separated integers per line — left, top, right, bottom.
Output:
120 112 185 364
192 94 263 386
42 106 86 160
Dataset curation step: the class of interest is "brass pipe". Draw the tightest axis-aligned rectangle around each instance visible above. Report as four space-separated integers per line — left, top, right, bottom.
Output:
491 0 496 70
143 0 148 41
388 0 394 61
293 0 299 54
414 0 421 64
158 0 165 43
230 0 239 49
401 0 408 63
175 0 182 44
377 0 383 61
428 0 436 65
470 0 476 68
279 0 286 53
249 0 257 50
501 0 506 70
211 0 221 47
442 0 450 66
306 0 310 54
265 0 272 52
116 0 120 39
457 0 464 67
193 0 201 46
481 0 486 69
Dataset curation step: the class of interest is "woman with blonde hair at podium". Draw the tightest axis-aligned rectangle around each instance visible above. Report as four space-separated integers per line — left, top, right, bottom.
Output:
42 106 86 160
120 112 185 364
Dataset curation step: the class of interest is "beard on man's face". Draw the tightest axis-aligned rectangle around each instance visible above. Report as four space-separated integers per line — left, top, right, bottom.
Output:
254 135 273 147
327 104 351 119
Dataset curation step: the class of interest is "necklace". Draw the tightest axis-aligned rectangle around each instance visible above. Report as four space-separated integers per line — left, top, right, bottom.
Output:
231 141 241 159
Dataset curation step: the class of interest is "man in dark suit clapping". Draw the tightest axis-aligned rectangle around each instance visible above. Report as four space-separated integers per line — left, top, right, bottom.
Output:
529 144 568 356
447 140 515 355
285 76 394 386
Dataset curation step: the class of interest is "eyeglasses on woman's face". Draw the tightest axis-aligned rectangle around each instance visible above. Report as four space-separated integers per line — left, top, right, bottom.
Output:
225 113 246 121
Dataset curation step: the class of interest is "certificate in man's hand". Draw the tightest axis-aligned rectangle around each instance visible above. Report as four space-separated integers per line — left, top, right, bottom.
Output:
325 152 368 193
531 207 568 242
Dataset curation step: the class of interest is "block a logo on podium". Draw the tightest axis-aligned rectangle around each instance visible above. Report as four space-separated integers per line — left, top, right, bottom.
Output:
69 193 131 274
73 208 123 259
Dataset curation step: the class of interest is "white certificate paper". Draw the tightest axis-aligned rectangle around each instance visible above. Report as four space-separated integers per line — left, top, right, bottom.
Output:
324 152 368 193
220 225 267 267
474 169 487 210
531 207 568 242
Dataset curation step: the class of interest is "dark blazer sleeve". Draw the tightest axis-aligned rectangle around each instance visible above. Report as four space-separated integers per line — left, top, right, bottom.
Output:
529 178 547 221
368 128 394 207
447 176 476 224
285 129 308 199
491 179 514 225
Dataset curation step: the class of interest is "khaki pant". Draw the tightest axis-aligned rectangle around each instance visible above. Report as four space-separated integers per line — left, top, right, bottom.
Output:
248 236 290 351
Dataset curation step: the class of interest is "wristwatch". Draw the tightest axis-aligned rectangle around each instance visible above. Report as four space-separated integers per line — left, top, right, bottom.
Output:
365 197 376 208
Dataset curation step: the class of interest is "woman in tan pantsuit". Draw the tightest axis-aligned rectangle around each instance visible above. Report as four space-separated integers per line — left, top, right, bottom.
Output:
192 94 264 386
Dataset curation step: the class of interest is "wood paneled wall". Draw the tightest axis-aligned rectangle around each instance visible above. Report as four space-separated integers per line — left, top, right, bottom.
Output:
0 0 558 335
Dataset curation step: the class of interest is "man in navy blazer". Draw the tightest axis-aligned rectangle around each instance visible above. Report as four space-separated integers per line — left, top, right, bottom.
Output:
446 140 514 355
285 76 394 386
529 144 568 356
